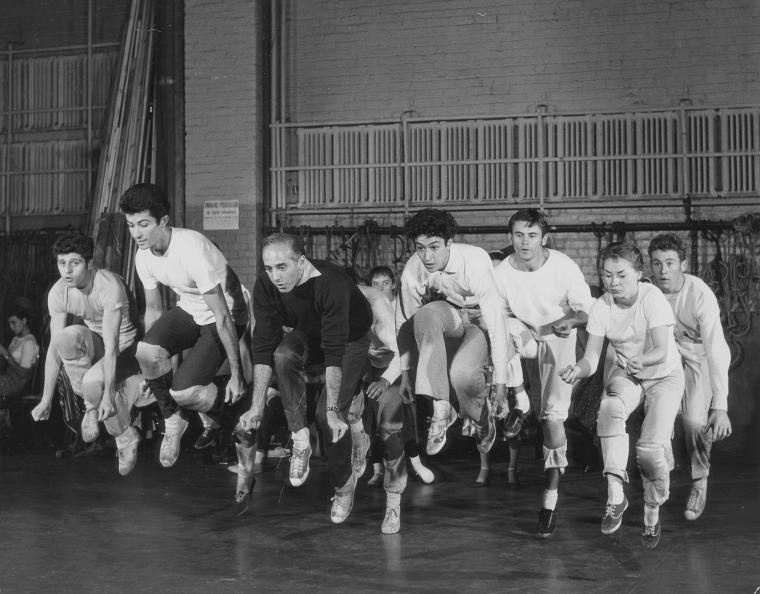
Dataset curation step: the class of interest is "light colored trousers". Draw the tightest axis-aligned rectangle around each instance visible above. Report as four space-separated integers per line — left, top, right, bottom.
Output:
597 365 685 507
54 325 152 437
505 318 577 470
402 301 490 427
679 342 719 480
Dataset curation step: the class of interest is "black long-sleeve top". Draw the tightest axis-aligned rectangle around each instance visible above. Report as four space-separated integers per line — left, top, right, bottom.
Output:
251 260 372 367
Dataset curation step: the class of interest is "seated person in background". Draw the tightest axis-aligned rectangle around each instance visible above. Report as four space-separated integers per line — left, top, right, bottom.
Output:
366 265 434 486
119 183 249 470
396 209 509 462
648 233 732 521
560 241 684 550
30 233 149 476
0 302 40 407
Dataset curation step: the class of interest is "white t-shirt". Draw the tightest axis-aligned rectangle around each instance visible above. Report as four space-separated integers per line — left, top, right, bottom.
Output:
493 249 594 341
135 227 245 326
48 269 137 351
586 283 681 380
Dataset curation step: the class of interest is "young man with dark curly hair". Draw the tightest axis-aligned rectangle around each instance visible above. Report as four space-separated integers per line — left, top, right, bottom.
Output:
396 208 509 462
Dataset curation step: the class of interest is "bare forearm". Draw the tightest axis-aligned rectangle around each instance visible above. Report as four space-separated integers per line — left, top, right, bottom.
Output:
41 351 62 404
217 315 242 376
325 366 342 409
249 364 272 411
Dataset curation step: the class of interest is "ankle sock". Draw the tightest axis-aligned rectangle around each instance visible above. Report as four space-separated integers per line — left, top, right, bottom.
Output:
607 475 624 505
543 488 558 511
644 504 659 526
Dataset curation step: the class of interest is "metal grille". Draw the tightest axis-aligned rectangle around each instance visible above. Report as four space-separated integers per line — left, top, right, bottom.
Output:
274 105 760 216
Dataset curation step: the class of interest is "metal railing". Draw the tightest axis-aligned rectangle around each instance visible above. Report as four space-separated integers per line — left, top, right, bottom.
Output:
270 104 760 222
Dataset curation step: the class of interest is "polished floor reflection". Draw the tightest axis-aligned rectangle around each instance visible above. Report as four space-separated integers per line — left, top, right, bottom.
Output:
1 439 758 593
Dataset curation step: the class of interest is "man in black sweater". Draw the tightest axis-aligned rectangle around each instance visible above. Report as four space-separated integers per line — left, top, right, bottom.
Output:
238 233 372 524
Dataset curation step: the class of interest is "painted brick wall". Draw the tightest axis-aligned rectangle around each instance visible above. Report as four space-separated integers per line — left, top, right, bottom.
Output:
287 0 760 121
184 0 263 291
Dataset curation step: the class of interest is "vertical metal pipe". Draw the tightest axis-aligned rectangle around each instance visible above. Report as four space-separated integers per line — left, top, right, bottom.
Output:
5 43 13 235
87 0 93 203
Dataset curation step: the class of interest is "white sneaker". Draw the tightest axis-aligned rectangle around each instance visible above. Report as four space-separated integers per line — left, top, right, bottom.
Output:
684 478 707 521
381 506 401 534
409 455 435 484
426 401 458 456
289 444 312 487
330 472 357 524
159 413 189 468
115 426 139 476
81 409 100 443
351 431 371 479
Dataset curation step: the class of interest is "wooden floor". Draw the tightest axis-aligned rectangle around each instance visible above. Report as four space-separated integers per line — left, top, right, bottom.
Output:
1 435 758 593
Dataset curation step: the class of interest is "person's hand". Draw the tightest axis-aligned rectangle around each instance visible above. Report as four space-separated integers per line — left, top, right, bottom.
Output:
238 399 264 431
624 357 643 375
706 409 732 442
551 319 573 338
31 400 52 422
399 372 414 405
97 395 116 421
225 373 247 404
559 365 579 384
326 409 348 443
365 378 389 401
490 384 509 419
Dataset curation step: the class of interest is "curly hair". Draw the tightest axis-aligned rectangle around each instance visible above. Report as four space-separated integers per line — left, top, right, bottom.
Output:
648 233 686 261
600 240 644 272
51 233 94 262
119 183 170 221
404 208 458 242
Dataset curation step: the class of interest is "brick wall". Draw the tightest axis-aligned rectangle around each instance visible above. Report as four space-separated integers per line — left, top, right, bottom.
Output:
184 0 263 291
287 0 760 121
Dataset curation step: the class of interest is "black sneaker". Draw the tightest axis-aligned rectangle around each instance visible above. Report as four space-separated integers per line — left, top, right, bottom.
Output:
537 508 556 539
641 521 661 550
194 426 222 450
601 496 628 535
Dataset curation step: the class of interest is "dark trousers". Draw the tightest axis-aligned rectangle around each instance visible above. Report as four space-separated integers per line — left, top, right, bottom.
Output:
274 330 369 489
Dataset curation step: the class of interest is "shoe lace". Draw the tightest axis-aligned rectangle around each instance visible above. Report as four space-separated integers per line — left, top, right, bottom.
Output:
384 507 399 523
603 503 616 518
642 524 657 537
331 491 349 513
686 487 702 511
290 447 307 473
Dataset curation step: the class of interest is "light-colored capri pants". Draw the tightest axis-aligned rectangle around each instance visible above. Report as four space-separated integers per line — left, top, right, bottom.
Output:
52 325 152 437
597 365 685 507
505 317 577 471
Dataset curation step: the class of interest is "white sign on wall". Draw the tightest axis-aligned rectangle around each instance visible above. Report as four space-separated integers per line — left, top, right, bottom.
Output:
203 200 239 230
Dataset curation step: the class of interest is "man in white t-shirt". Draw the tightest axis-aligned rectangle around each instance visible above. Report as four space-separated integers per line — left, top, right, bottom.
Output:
30 233 149 475
396 208 509 460
492 209 595 539
119 184 249 472
648 233 732 521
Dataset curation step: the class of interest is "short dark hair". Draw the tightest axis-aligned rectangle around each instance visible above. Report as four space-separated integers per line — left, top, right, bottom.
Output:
404 208 458 242
488 249 507 262
507 208 549 236
369 265 394 282
52 233 94 262
119 183 170 222
648 233 687 261
262 232 306 258
600 240 644 272
7 302 30 322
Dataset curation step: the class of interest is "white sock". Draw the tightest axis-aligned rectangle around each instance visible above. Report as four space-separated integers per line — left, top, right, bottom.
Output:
543 488 558 511
372 462 384 474
386 492 401 508
514 388 530 412
349 421 364 438
607 475 624 505
433 399 451 418
254 450 265 464
644 504 659 526
292 427 310 449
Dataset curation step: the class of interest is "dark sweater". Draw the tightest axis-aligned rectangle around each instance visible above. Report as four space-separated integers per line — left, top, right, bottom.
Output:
251 260 372 367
